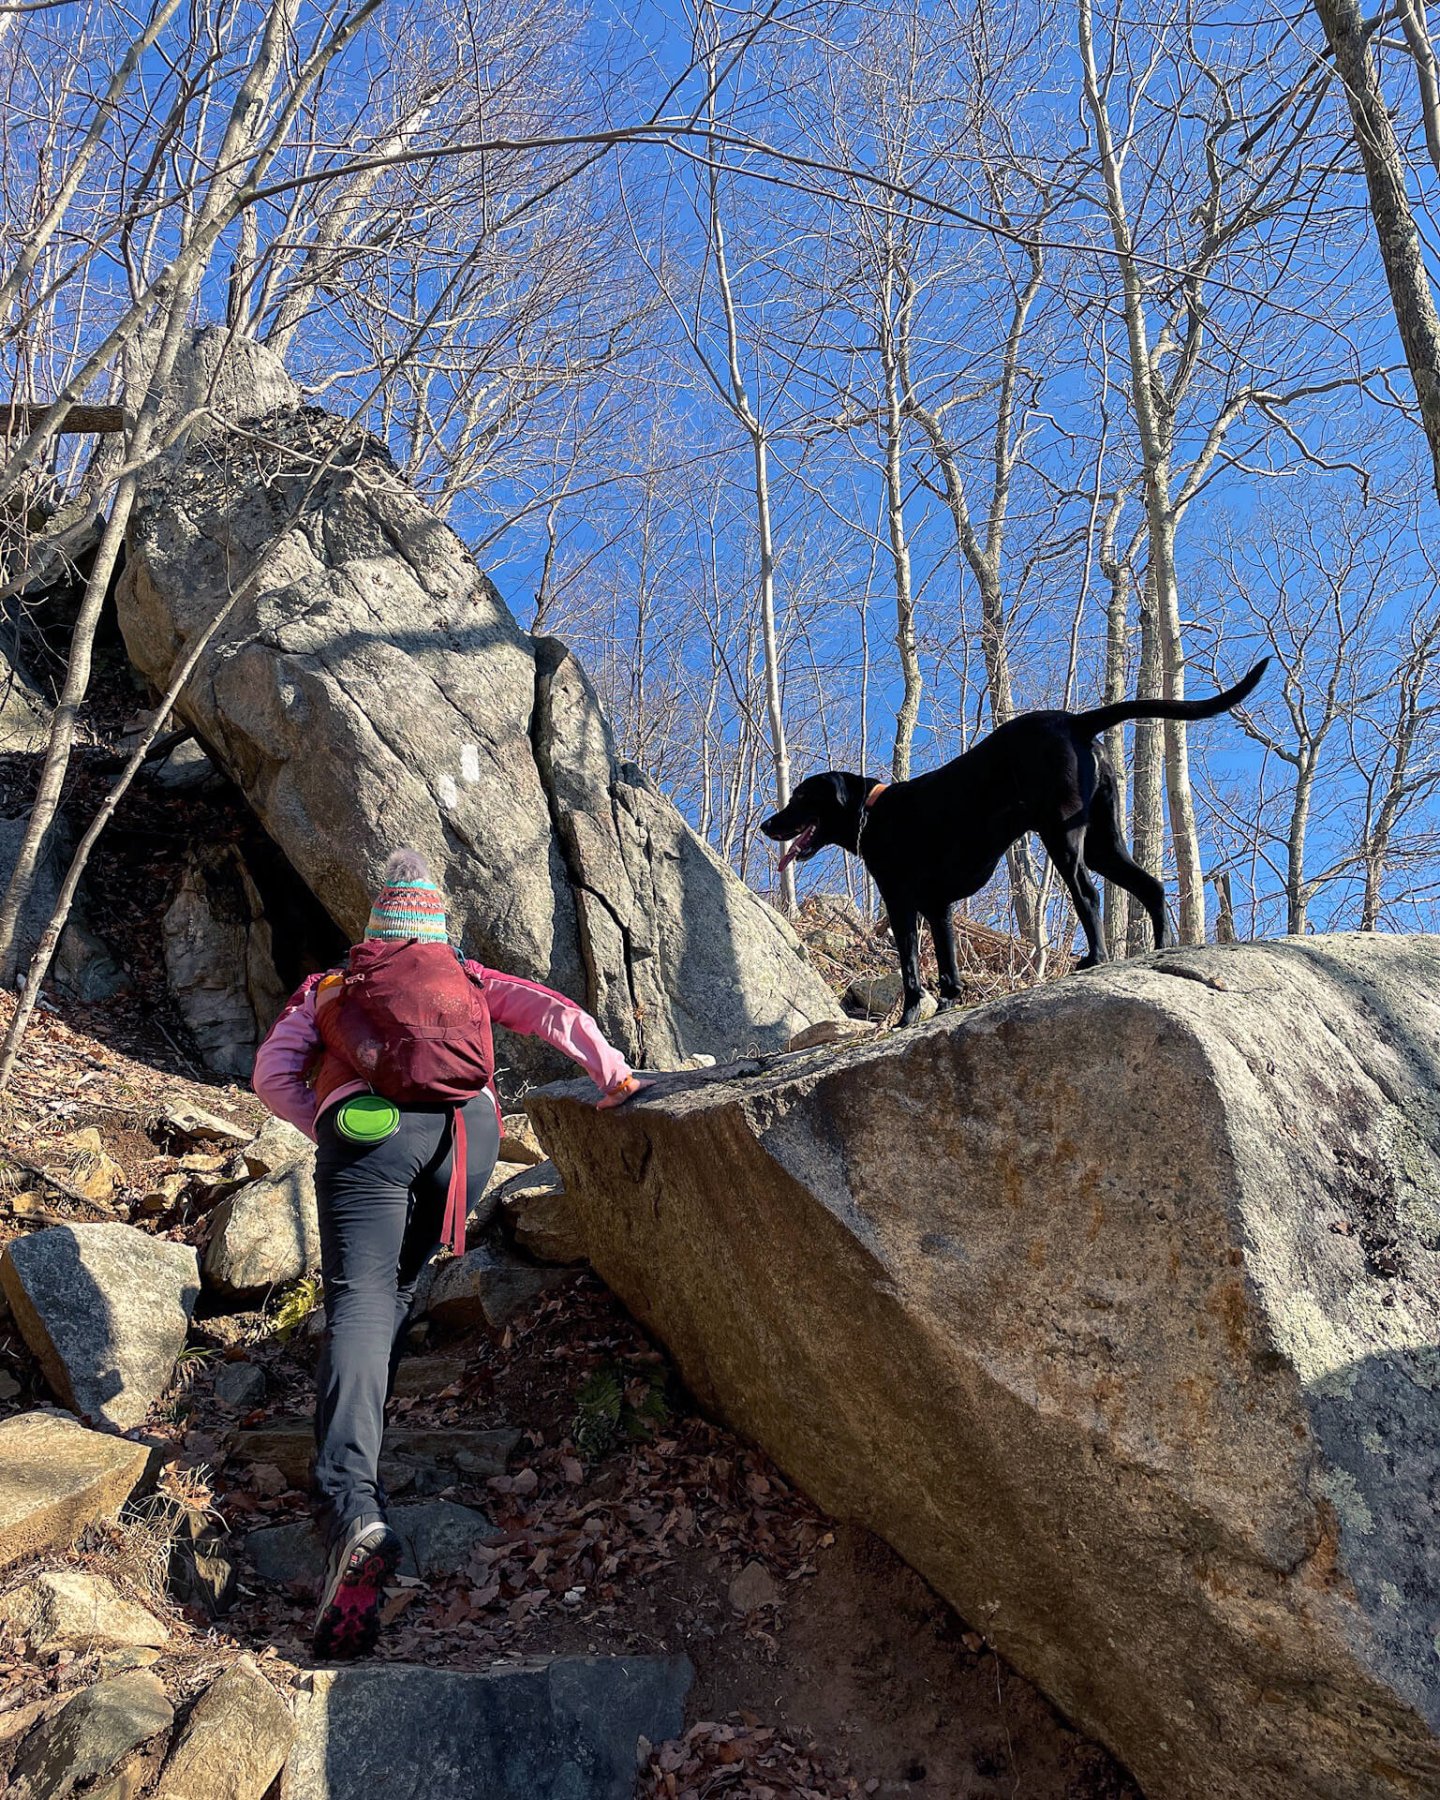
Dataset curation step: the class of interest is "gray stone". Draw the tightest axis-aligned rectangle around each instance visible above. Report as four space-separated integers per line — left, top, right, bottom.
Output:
527 936 1440 1800
162 844 287 1080
498 1113 546 1165
727 1560 780 1615
785 1018 879 1052
388 1354 467 1399
0 1226 200 1430
423 1243 563 1331
168 1521 237 1619
240 1117 311 1179
202 1157 319 1303
248 1500 500 1591
464 1160 529 1242
153 1655 294 1800
843 970 903 1017
0 1571 168 1653
211 1361 265 1411
0 1412 149 1569
8 1671 173 1800
495 1163 586 1265
230 1421 519 1492
280 1658 692 1800
117 343 840 1080
153 1101 249 1150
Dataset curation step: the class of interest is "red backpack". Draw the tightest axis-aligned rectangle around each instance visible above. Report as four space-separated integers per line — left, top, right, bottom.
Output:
314 941 494 1258
315 938 494 1102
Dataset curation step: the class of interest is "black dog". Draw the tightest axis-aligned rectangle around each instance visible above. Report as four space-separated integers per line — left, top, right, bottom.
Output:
760 661 1267 1025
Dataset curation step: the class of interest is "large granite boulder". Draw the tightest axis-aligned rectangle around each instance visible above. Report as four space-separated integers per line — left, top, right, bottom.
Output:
202 1152 320 1303
1 1224 200 1429
116 333 838 1076
527 935 1440 1800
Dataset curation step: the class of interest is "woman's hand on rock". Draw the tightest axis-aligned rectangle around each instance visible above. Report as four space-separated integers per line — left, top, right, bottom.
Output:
596 1074 653 1110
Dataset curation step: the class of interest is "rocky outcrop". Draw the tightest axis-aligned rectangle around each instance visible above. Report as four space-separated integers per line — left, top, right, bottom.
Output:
527 935 1440 1800
162 844 288 1078
1 1225 200 1429
115 332 838 1075
0 1413 149 1569
280 1658 691 1800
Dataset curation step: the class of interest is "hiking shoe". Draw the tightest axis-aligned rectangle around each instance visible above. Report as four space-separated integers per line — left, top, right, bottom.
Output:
312 1514 401 1660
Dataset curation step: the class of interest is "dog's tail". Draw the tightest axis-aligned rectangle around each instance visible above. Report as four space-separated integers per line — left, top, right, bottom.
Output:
1071 658 1268 740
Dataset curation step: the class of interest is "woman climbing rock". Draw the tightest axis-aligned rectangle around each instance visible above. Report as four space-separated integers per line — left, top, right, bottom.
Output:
252 848 648 1658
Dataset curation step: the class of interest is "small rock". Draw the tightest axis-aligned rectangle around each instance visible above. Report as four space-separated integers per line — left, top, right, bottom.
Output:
785 1018 879 1052
153 1654 294 1800
0 1412 149 1570
727 1559 780 1614
0 1370 21 1401
0 1225 200 1430
154 1102 248 1150
137 1174 187 1217
168 1513 237 1618
423 1243 564 1331
202 1158 319 1303
0 1570 169 1654
495 1163 585 1265
497 1113 545 1166
211 1362 265 1412
8 1670 173 1800
843 972 903 1018
240 1117 311 1181
98 1647 163 1676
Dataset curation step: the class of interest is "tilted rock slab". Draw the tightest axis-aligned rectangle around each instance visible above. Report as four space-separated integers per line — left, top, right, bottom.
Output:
0 1412 149 1570
527 935 1440 1800
1 1226 200 1430
9 1670 173 1800
280 1658 690 1800
153 1655 295 1800
116 332 838 1076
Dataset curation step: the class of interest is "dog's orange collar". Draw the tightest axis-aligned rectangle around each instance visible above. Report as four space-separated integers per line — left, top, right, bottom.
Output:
864 782 888 809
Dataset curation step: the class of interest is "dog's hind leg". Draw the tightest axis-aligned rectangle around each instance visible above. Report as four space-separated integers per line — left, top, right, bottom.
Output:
927 906 964 1009
1083 785 1167 950
1040 826 1106 968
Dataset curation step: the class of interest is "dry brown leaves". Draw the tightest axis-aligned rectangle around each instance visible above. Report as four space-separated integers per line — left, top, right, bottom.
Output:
639 1717 861 1800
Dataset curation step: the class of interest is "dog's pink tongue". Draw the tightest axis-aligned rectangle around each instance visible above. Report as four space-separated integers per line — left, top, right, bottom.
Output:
777 826 813 872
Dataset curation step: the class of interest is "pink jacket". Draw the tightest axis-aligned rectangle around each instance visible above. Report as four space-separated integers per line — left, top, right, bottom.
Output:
252 956 633 1141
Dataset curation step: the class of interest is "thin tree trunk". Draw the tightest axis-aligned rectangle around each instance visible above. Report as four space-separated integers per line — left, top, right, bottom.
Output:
1314 0 1440 503
1128 573 1166 955
1101 549 1132 953
1286 760 1315 934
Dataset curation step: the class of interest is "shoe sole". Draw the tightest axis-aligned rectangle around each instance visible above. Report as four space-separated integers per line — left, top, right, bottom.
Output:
313 1531 401 1661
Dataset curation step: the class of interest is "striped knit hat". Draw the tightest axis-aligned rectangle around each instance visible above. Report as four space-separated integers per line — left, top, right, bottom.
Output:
365 849 449 942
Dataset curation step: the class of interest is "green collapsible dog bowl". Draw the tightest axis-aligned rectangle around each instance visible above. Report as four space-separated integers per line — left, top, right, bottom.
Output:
334 1094 401 1145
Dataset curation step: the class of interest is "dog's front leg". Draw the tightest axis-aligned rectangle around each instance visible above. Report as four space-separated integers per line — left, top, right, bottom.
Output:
886 902 928 1026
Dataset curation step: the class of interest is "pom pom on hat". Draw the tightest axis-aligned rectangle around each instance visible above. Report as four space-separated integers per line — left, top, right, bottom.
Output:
367 847 449 942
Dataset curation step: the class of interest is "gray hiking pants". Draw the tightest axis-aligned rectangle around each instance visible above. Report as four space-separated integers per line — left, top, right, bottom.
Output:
311 1093 500 1545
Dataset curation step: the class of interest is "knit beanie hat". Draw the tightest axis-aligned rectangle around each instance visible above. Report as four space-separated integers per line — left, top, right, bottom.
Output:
365 849 449 942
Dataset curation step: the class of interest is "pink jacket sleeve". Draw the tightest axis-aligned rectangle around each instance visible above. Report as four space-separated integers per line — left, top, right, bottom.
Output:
468 962 633 1093
252 978 324 1141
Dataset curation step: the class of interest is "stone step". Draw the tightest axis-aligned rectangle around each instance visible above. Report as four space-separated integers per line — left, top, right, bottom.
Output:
247 1500 502 1591
228 1420 520 1492
280 1658 692 1800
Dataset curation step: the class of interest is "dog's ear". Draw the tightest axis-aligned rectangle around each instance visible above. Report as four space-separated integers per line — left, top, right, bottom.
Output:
824 772 863 816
